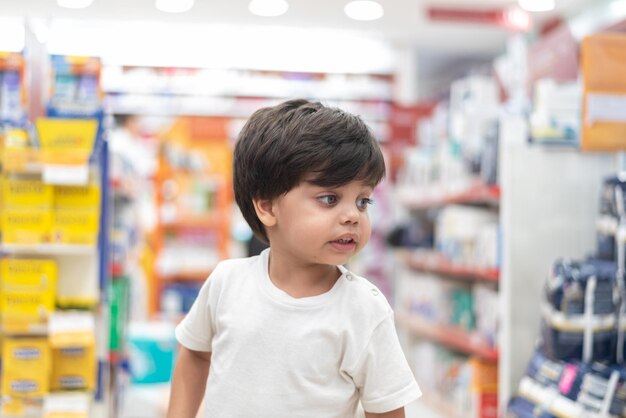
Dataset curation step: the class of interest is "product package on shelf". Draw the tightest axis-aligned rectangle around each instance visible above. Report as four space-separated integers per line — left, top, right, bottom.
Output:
0 51 26 128
508 351 626 418
0 258 57 334
529 79 581 145
596 176 626 262
580 32 626 151
540 258 620 364
47 55 102 120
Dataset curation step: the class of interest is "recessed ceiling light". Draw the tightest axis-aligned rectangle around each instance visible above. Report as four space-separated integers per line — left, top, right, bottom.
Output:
155 0 194 13
248 0 289 17
344 1 384 21
517 0 555 12
57 0 94 9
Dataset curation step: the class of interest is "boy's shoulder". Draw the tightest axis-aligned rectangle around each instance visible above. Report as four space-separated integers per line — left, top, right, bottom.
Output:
340 269 392 318
212 254 261 278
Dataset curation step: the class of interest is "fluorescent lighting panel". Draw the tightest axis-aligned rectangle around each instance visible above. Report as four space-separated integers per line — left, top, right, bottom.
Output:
344 1 384 21
517 0 555 12
248 0 289 17
57 0 94 9
156 0 194 13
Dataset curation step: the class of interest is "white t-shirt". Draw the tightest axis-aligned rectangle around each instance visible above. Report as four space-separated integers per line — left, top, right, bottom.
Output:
176 249 421 418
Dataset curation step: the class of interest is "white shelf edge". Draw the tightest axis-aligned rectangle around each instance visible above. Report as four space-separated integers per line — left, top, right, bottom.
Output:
1 243 98 256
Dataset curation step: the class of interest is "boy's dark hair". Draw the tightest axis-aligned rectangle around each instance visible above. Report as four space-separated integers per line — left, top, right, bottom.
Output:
234 99 386 243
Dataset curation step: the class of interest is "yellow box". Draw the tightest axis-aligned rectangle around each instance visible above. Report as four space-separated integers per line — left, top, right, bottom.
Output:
52 208 99 244
2 338 50 398
0 259 57 327
54 183 100 208
50 345 96 390
1 207 52 244
2 177 53 207
36 118 98 166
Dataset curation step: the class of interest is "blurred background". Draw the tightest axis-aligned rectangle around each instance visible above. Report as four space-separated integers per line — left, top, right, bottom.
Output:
1 0 626 417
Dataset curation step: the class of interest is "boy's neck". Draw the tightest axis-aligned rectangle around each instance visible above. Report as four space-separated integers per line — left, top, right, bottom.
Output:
267 250 341 298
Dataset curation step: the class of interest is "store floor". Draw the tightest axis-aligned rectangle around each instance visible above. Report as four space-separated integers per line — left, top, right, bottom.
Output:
119 384 438 417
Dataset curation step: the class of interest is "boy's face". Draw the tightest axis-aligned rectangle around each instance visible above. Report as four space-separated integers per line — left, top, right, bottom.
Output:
263 178 374 266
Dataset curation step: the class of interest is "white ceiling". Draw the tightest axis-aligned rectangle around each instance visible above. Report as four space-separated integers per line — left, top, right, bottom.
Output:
0 0 598 54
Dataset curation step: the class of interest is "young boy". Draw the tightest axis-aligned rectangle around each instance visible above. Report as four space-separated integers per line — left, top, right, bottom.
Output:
167 99 421 418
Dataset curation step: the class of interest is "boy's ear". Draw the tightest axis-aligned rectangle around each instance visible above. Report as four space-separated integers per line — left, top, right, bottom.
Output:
252 198 277 227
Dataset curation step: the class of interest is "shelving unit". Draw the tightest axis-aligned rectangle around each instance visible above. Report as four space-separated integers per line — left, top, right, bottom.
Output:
395 113 616 417
150 116 232 317
397 181 500 210
397 249 499 283
101 65 394 142
396 312 499 361
0 50 115 417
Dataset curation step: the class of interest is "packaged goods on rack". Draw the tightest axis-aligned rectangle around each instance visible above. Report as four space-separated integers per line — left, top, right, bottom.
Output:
529 79 580 145
0 51 26 127
150 116 232 316
508 169 626 417
0 258 57 333
596 176 626 262
540 258 620 363
393 74 502 417
0 52 115 417
580 33 626 152
508 351 626 418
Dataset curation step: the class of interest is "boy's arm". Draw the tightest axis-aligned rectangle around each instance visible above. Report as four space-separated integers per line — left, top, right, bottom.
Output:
364 407 405 418
167 346 212 418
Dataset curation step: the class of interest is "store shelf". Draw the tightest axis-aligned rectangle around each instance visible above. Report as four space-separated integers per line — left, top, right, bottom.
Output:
398 181 500 210
397 249 499 283
396 312 498 361
1 243 97 255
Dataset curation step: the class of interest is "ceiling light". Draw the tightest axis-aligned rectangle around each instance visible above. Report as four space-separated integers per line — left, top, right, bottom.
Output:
503 7 532 31
248 0 289 17
155 0 194 13
344 1 384 21
517 0 555 12
57 0 94 9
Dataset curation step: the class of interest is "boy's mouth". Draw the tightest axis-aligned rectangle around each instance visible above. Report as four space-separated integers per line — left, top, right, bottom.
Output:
329 235 358 251
332 238 355 244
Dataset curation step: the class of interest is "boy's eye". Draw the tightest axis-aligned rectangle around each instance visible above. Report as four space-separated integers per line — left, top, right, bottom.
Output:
357 197 374 210
318 195 337 205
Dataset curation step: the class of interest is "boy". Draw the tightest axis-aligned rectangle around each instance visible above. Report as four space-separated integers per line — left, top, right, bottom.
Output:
167 99 421 418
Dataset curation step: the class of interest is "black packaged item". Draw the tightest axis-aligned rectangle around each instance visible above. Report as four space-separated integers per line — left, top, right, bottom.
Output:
539 319 617 364
506 396 557 418
598 176 626 220
525 351 566 389
479 120 499 186
545 259 618 316
597 215 618 262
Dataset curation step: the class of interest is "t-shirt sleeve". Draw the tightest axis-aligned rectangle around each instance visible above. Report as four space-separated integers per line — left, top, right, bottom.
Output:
175 272 215 352
352 313 422 413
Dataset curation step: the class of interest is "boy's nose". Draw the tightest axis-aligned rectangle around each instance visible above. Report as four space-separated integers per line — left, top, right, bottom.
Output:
340 206 359 224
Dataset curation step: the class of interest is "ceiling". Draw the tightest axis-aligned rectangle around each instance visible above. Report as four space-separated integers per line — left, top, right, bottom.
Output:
0 0 598 54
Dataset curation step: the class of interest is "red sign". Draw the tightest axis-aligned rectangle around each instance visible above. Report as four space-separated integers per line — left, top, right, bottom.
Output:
426 6 531 31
